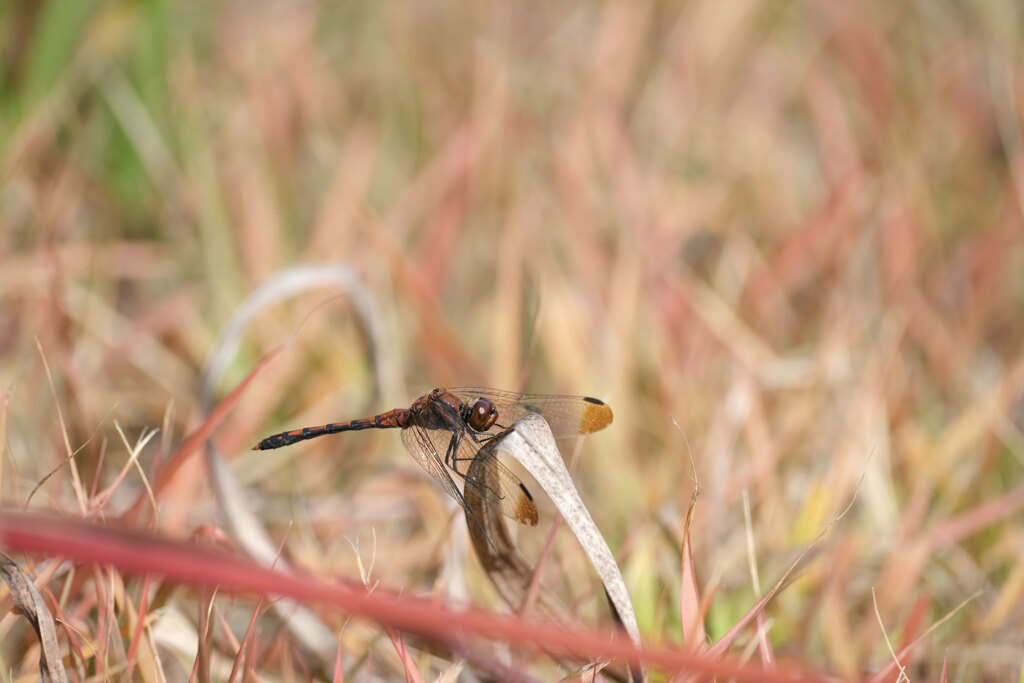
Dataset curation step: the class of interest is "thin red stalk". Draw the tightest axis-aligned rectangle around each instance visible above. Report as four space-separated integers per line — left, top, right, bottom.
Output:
125 572 153 678
1 511 826 682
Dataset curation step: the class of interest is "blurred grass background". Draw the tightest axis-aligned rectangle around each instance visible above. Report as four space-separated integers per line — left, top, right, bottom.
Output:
3 0 1024 679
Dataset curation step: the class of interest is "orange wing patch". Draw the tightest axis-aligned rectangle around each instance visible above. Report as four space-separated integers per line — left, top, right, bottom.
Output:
578 398 613 434
514 490 540 526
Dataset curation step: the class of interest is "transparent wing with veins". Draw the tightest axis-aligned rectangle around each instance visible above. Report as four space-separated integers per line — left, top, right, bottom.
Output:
401 424 539 526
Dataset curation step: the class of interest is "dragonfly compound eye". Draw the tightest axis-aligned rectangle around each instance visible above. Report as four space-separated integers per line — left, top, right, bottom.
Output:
467 398 499 431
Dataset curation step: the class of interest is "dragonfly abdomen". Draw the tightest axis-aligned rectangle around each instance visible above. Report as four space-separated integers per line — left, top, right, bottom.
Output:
252 409 407 450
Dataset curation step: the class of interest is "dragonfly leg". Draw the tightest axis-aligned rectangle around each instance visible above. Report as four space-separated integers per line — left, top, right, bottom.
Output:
443 428 470 479
450 427 496 477
471 430 498 443
447 429 508 503
439 431 500 552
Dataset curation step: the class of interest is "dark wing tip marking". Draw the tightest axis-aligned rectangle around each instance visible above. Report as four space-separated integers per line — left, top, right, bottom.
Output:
582 396 605 405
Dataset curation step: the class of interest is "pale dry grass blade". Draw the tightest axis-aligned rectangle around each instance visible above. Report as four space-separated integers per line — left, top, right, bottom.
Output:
871 587 908 683
108 421 159 514
31 338 87 514
742 490 774 667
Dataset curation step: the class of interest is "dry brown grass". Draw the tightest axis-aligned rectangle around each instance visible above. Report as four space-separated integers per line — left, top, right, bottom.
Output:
2 1 1024 680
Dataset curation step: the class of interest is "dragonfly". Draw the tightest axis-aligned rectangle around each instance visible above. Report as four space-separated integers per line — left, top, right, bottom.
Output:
253 387 613 535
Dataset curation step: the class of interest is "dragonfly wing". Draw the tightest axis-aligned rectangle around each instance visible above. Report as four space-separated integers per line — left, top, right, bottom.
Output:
408 424 538 526
400 425 465 509
460 440 539 526
450 387 613 437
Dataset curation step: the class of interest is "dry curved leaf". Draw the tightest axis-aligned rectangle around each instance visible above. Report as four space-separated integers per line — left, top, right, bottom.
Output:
464 441 576 624
0 553 68 683
467 415 644 682
200 264 392 673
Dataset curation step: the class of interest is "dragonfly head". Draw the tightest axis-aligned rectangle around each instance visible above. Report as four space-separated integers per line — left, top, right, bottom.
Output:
465 397 499 431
